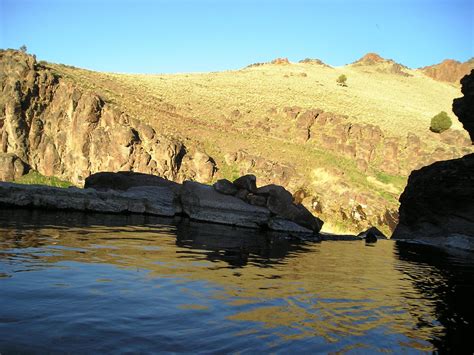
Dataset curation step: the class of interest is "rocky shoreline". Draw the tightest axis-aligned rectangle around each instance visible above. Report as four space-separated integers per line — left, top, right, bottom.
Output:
0 172 330 238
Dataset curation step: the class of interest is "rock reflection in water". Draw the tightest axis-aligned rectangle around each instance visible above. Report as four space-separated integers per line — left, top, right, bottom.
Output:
395 242 474 354
0 209 473 352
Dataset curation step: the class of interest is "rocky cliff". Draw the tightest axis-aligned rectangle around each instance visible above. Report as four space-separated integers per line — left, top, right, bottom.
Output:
419 59 474 84
393 70 474 247
0 50 216 186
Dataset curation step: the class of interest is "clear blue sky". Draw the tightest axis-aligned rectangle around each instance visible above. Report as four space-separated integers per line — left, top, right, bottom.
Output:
1 0 472 73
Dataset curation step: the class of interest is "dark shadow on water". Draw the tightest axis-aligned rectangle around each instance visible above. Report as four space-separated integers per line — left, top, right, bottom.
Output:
395 242 474 354
0 208 313 268
175 218 312 268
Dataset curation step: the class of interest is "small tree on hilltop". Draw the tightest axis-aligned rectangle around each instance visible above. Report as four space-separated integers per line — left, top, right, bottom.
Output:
19 45 27 53
337 74 347 87
430 111 452 133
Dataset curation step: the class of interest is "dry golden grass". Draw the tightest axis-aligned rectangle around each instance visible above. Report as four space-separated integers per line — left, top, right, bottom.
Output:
106 62 462 137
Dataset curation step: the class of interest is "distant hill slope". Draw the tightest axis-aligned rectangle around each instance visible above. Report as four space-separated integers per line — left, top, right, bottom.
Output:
419 58 474 84
100 53 463 138
1 49 472 235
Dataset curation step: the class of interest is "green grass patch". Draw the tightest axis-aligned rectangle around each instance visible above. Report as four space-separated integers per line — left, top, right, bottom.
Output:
374 171 407 190
15 170 73 188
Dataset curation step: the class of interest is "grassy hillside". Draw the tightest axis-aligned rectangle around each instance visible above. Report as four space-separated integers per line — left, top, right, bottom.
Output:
42 57 470 234
51 60 461 135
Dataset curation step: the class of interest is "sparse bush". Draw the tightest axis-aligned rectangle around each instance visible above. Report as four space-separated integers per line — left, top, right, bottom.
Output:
337 74 347 86
430 111 452 133
19 45 27 53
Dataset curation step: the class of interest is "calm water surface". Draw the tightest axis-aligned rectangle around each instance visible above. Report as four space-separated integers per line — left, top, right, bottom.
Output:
1 209 473 353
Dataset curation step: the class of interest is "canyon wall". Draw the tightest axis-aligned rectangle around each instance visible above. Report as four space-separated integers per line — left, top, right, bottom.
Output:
0 50 216 186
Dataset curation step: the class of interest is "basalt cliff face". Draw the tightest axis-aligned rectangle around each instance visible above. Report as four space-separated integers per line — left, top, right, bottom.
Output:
0 50 216 186
393 71 474 247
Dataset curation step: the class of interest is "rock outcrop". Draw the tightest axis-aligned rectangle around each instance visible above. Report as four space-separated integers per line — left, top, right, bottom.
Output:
0 172 324 235
85 171 180 191
0 182 182 216
392 154 474 241
271 58 290 65
393 71 474 249
419 59 474 84
181 181 271 229
298 58 331 68
352 53 411 77
0 49 216 186
453 70 474 143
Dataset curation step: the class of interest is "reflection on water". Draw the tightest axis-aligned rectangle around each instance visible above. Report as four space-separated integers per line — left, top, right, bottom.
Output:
0 209 473 353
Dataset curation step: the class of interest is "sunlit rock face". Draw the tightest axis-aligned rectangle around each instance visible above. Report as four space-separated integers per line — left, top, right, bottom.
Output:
420 59 474 84
0 50 216 186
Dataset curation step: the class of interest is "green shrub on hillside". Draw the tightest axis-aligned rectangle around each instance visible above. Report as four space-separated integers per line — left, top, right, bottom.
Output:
430 111 452 133
337 74 347 86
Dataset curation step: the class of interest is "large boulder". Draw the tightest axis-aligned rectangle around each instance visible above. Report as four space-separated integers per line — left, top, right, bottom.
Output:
180 181 270 229
392 153 474 241
233 174 257 193
257 184 293 213
257 184 323 232
0 182 182 216
213 179 238 195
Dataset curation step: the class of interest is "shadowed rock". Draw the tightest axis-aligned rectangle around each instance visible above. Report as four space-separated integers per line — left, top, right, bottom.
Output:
213 179 238 195
0 182 182 216
256 184 323 232
180 181 270 229
453 70 474 143
85 171 180 191
1 170 325 235
392 153 474 242
393 71 474 249
247 193 267 207
357 226 387 241
233 174 257 193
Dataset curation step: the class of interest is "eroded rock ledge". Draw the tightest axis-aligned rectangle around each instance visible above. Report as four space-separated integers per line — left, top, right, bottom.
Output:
0 172 323 236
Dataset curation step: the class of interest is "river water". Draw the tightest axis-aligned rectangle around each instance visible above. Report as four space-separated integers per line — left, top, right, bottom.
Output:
0 209 473 353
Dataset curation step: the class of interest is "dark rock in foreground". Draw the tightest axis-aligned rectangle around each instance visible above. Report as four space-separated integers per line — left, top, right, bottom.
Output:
85 171 181 191
392 153 474 244
453 69 474 143
358 226 387 241
392 71 474 251
0 172 324 236
181 181 270 229
213 179 238 195
0 182 181 216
